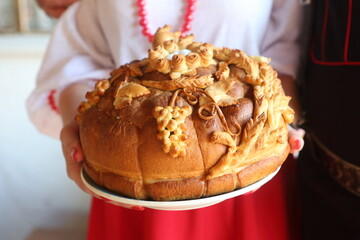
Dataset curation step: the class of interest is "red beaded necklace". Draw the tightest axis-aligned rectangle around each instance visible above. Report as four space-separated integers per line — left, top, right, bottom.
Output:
136 0 197 42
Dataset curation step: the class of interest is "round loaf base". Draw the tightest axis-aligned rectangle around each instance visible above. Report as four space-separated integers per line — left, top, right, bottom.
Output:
84 145 289 201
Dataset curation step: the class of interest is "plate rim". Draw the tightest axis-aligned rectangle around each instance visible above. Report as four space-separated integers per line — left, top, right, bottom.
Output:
81 166 280 210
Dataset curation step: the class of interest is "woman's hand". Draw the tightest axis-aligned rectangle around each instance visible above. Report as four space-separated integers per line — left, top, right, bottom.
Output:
58 81 144 210
59 119 145 210
288 125 305 157
60 120 90 194
37 0 78 18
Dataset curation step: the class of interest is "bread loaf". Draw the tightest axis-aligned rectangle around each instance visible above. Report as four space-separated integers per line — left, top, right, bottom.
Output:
77 25 294 201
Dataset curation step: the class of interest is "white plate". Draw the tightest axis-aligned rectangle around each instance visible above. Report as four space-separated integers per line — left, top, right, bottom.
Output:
81 167 280 211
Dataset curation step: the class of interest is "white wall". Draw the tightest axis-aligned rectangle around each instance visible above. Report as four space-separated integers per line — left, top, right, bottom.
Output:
0 34 91 240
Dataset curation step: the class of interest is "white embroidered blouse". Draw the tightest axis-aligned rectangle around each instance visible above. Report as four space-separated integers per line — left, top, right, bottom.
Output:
27 0 304 138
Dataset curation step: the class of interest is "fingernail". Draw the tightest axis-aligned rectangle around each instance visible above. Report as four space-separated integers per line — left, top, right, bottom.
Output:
293 139 301 150
71 148 81 162
132 206 145 211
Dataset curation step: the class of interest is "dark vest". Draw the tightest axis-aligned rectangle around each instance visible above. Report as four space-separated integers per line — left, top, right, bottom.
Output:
303 0 360 166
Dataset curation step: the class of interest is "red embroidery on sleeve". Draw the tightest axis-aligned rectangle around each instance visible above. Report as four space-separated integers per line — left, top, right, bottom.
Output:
47 89 59 113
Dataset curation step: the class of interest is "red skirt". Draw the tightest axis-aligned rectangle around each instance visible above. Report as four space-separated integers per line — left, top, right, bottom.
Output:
87 158 299 240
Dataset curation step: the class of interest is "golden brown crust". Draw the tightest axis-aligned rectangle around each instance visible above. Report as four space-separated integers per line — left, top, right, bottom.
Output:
138 117 205 181
78 25 294 201
146 177 206 201
84 162 147 199
236 145 289 188
206 174 237 197
84 145 289 200
191 113 228 170
80 107 143 180
221 98 254 134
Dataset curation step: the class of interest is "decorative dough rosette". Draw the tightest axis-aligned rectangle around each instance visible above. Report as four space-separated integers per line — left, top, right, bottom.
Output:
77 25 294 201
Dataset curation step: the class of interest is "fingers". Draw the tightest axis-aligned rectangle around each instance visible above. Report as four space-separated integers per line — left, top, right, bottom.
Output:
60 121 84 164
288 125 305 157
60 120 146 210
60 121 92 195
65 157 93 195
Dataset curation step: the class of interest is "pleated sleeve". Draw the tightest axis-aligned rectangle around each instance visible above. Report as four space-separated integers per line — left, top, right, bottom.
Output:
26 0 115 138
260 0 304 78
